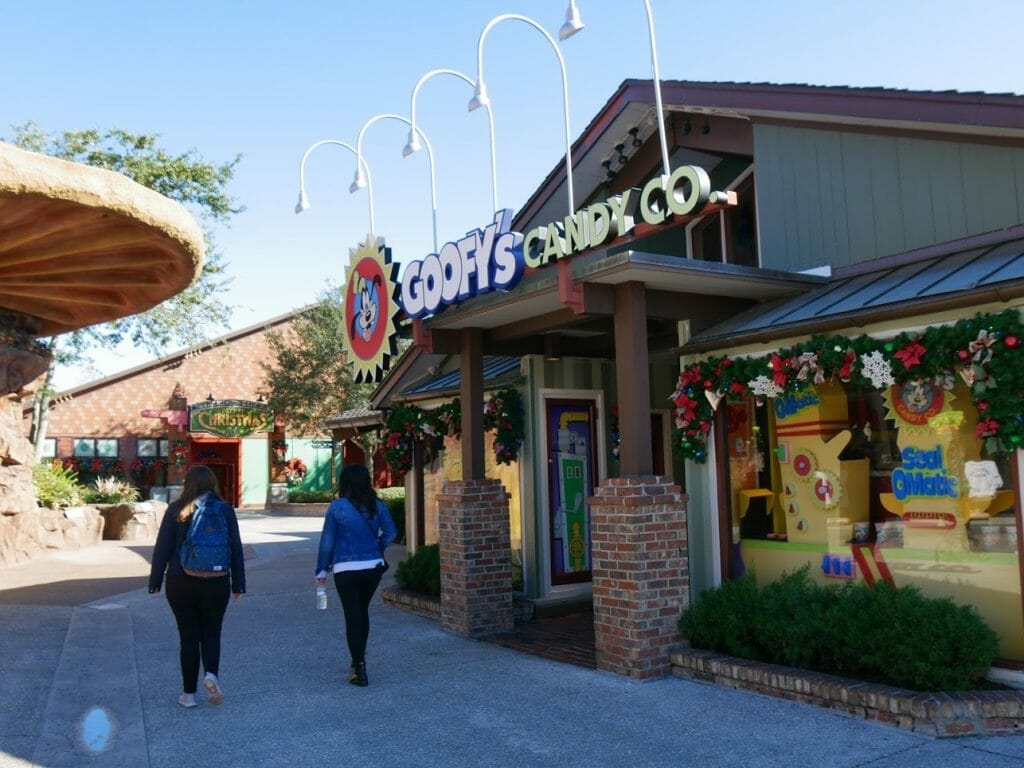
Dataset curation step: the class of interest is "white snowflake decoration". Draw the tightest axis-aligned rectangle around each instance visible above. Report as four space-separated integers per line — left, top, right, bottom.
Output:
861 350 895 390
748 374 784 398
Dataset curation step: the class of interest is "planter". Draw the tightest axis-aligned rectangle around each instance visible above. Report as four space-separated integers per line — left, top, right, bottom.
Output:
95 501 165 541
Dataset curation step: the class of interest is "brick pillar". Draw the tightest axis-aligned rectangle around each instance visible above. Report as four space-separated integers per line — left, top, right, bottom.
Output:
437 478 513 636
589 475 689 679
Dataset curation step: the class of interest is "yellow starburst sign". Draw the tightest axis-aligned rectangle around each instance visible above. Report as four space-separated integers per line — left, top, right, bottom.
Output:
341 235 400 383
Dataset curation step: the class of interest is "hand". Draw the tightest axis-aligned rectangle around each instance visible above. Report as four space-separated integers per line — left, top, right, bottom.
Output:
232 592 243 602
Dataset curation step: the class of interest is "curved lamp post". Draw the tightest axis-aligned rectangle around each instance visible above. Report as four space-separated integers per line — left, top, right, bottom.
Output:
560 0 672 182
407 67 499 215
470 13 575 215
296 139 375 233
352 114 439 254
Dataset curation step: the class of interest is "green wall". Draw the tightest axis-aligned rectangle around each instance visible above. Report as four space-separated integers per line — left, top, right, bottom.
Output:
240 437 268 506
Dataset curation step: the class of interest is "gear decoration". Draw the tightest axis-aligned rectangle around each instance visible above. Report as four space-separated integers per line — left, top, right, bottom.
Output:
340 234 400 384
792 449 816 480
811 469 841 510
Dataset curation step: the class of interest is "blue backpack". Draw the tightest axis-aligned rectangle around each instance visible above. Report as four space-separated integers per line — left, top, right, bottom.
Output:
179 495 232 578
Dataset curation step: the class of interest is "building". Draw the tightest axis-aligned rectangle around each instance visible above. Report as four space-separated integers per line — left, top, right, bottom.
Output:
25 310 337 507
372 80 1024 677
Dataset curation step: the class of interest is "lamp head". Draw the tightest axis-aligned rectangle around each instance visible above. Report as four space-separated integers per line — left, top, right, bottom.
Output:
629 127 642 148
468 81 489 112
349 167 365 194
294 191 310 214
558 1 584 40
402 129 422 157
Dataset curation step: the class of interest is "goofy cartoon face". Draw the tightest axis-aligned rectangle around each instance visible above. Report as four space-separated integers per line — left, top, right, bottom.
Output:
351 273 382 342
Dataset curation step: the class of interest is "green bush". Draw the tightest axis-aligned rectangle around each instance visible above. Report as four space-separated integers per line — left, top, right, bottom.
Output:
678 566 999 691
287 490 333 503
82 476 140 504
378 486 406 544
394 543 440 596
32 461 84 509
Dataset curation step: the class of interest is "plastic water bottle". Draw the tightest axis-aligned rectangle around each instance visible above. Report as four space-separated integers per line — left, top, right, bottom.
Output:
316 584 327 610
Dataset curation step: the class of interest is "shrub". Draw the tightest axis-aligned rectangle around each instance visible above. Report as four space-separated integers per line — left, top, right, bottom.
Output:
287 490 333 503
378 486 406 544
678 566 999 691
82 476 140 504
32 461 84 509
394 543 440 596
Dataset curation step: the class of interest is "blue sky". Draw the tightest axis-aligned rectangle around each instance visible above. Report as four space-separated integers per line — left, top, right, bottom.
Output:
4 0 1023 388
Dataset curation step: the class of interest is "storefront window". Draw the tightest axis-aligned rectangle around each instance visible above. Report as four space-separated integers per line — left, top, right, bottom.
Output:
724 379 1023 659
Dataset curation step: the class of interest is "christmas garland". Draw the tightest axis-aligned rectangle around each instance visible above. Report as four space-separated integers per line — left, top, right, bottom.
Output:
670 309 1024 463
382 389 525 472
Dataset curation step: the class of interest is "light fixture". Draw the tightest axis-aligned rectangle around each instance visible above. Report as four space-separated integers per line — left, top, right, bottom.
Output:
349 165 366 194
615 143 628 165
629 127 642 148
564 2 671 182
683 118 692 136
701 117 711 135
601 158 616 181
473 13 576 214
354 113 440 253
544 333 562 361
206 393 215 402
294 139 375 232
256 394 265 403
558 0 584 40
407 68 499 214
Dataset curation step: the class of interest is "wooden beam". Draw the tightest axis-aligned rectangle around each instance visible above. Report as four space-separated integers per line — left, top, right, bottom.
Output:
645 290 754 321
614 282 653 475
460 328 485 480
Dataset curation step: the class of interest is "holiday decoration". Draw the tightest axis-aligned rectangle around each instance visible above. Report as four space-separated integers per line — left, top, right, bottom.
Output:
272 440 287 464
669 309 1024 463
284 457 307 485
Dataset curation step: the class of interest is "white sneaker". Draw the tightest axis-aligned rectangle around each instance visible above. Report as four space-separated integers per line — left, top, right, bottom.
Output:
203 673 224 705
178 693 197 708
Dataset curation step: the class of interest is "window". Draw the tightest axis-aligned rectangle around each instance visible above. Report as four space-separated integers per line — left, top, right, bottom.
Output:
687 165 758 267
158 439 169 458
40 438 57 458
73 439 95 458
96 439 118 458
137 439 158 457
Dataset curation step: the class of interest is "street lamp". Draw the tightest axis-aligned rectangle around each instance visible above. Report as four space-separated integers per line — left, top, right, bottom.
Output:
353 113 439 254
560 1 672 182
470 13 575 215
295 139 375 234
407 68 499 215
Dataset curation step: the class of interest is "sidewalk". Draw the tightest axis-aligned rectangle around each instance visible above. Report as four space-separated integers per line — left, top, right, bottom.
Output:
1 511 1023 767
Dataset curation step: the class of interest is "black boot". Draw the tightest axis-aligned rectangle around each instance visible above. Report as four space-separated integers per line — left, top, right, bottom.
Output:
349 661 368 687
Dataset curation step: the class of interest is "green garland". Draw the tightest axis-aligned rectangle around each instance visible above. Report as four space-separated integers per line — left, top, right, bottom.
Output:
669 309 1024 463
381 389 525 472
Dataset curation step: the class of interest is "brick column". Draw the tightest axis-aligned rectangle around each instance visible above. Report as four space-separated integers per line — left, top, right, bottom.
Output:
437 478 513 636
589 475 689 679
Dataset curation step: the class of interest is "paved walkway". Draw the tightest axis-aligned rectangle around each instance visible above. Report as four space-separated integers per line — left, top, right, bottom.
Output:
1 510 1024 767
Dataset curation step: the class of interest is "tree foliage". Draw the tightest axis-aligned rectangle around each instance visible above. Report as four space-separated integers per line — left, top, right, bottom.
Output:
261 286 375 436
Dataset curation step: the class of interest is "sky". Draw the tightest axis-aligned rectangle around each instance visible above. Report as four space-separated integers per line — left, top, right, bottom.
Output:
4 0 1023 390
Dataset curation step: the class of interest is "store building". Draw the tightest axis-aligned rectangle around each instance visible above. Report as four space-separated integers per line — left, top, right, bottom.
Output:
372 80 1024 676
26 309 336 507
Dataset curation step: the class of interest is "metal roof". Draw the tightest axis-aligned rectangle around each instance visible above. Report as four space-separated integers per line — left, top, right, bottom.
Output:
400 356 521 398
685 226 1024 351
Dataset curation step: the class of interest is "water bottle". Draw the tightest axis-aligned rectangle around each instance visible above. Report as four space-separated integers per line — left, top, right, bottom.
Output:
316 584 327 610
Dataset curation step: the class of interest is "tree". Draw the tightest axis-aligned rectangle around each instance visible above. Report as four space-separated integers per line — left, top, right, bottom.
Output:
261 285 375 437
6 123 243 456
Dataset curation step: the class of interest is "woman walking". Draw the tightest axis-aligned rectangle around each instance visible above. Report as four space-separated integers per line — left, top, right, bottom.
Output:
316 464 397 686
149 465 245 708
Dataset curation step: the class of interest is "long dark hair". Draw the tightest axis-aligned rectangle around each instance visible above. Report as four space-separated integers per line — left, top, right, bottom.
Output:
338 464 377 516
176 465 221 522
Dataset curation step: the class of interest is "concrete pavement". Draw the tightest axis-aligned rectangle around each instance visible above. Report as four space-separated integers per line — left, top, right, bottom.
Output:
2 510 1024 767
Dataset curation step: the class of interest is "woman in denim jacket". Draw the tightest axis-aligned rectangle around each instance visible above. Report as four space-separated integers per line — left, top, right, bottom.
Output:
316 464 397 686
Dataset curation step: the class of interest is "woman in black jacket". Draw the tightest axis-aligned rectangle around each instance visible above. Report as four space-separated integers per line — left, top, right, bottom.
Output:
149 465 245 708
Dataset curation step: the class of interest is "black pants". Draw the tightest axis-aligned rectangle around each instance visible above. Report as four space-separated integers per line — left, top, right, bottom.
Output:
333 568 383 665
165 574 231 693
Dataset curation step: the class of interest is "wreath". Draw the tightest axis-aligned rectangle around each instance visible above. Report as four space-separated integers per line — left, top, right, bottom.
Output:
170 441 189 467
284 457 307 485
271 440 287 464
484 389 525 466
669 308 1024 463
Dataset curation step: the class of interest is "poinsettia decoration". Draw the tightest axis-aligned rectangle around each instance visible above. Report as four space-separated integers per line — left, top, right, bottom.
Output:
284 457 307 485
484 389 525 465
670 309 1024 462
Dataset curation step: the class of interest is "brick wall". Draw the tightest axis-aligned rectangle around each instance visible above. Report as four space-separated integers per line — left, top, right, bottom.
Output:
589 475 689 680
437 478 513 636
23 319 295 462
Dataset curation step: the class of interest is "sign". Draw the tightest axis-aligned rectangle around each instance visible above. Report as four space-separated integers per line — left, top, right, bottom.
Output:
396 165 728 319
341 235 400 383
189 400 273 437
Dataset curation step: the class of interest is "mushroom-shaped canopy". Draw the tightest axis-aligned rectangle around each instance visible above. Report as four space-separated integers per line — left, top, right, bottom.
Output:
0 141 205 336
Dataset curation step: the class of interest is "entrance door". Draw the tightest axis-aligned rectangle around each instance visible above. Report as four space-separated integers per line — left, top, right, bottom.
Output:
189 439 241 506
546 399 598 585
